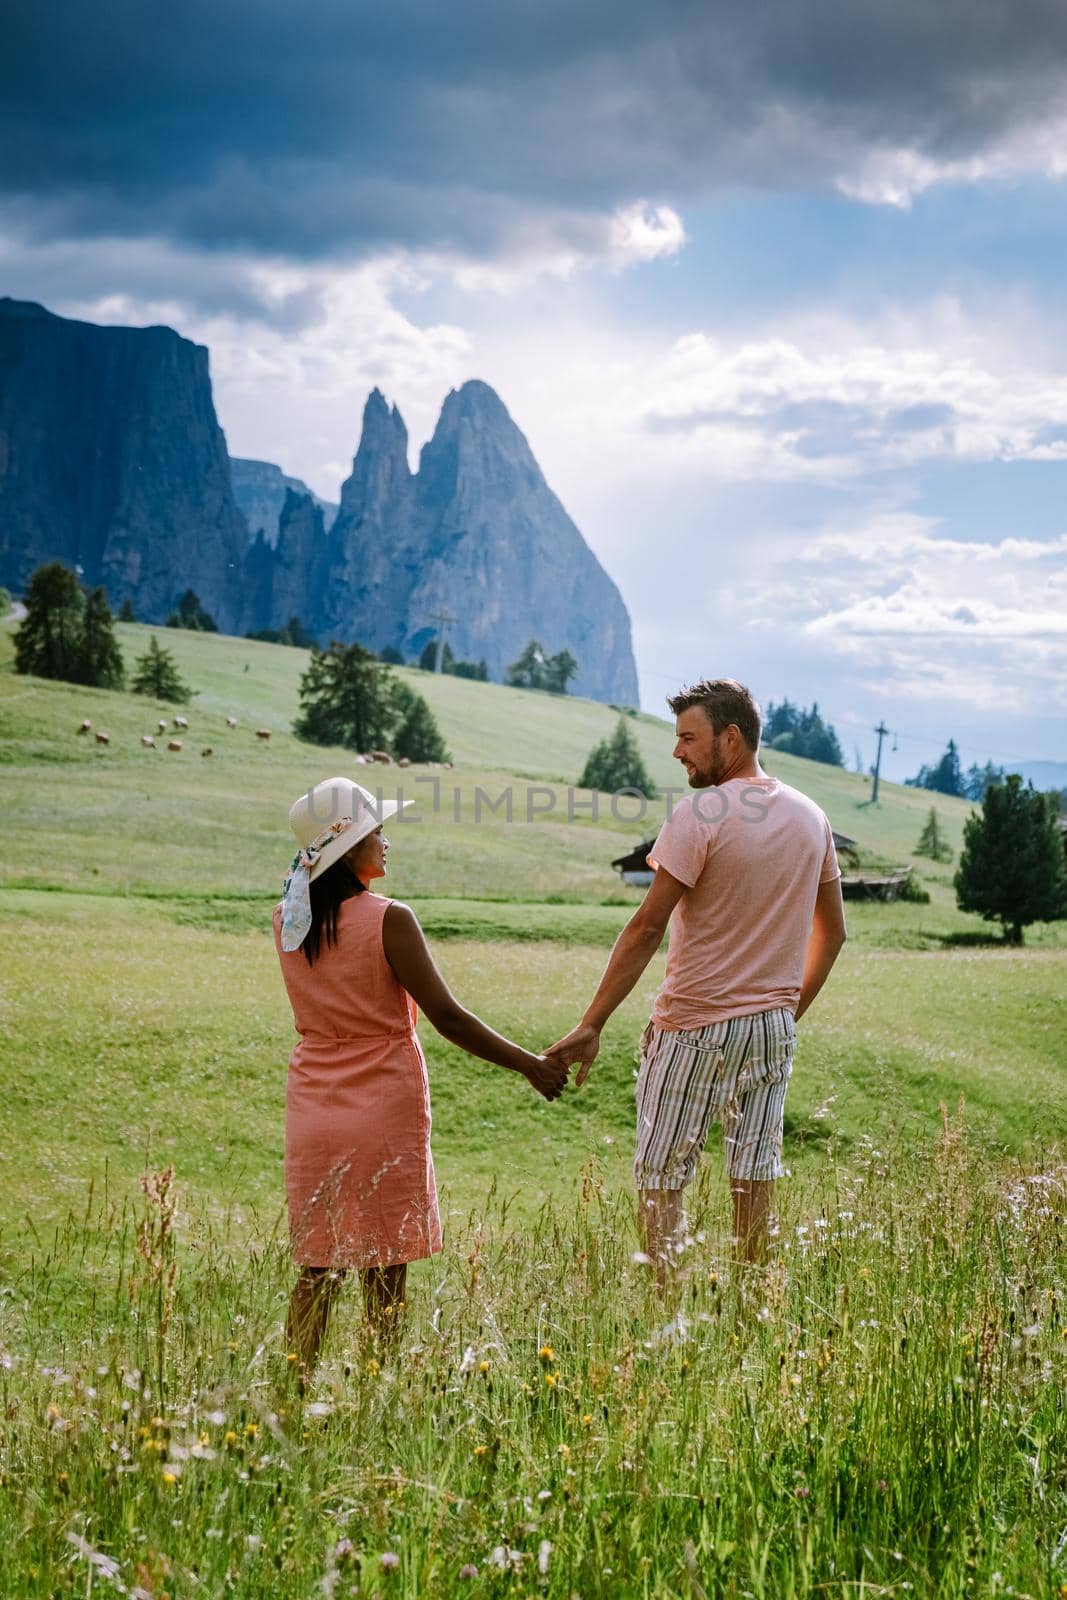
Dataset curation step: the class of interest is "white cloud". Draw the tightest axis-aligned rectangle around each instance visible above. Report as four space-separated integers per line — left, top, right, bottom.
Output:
834 117 1067 209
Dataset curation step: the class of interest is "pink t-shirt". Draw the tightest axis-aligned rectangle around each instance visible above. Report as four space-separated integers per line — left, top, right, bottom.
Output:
648 777 840 1029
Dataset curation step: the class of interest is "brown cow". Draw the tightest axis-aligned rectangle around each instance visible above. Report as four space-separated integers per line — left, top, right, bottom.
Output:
167 739 183 752
255 728 272 741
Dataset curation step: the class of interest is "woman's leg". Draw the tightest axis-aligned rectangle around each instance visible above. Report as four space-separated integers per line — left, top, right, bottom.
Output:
286 1266 346 1372
360 1263 407 1342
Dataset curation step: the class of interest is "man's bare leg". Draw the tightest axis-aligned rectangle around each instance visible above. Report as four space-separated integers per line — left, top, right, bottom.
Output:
638 1188 683 1293
731 1178 773 1264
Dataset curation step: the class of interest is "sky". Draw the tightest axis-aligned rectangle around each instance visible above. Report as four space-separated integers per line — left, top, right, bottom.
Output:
3 0 1067 780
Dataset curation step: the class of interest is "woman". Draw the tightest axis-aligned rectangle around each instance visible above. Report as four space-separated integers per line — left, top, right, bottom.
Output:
274 775 567 1371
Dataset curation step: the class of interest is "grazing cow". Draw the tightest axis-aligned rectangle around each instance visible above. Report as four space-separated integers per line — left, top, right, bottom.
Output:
369 750 391 764
95 731 110 745
167 739 183 752
397 757 411 768
174 716 189 730
158 719 167 733
201 747 214 757
141 735 155 748
255 728 271 741
78 719 92 734
226 716 238 728
354 754 368 764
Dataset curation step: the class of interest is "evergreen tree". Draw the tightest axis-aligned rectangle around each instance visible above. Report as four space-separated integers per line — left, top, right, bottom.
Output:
15 562 87 682
418 638 454 673
962 760 1006 802
762 698 843 766
915 806 953 863
130 635 191 703
78 587 125 689
954 774 1067 944
293 642 395 751
0 586 11 616
908 739 965 797
542 648 579 695
166 589 218 632
393 684 450 762
380 645 406 666
579 717 657 799
506 639 547 689
118 597 136 622
451 658 488 681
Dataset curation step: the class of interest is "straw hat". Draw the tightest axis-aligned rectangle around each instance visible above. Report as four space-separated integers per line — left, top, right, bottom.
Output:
279 776 414 952
288 775 412 883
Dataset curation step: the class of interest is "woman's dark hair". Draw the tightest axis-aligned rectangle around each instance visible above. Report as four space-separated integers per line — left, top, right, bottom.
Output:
302 854 364 965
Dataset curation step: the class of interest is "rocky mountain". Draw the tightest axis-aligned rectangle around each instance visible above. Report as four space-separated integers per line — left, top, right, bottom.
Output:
0 297 248 631
0 298 639 703
320 382 639 703
230 457 337 546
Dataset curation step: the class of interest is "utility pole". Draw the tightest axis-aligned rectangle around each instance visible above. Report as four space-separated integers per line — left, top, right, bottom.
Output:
871 721 889 804
427 610 457 673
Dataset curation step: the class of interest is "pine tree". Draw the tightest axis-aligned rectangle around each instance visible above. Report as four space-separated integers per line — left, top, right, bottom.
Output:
418 638 454 673
910 739 965 797
293 642 395 751
579 717 657 798
506 639 547 689
954 775 1067 944
14 562 86 682
77 588 125 689
118 597 136 622
166 589 218 632
131 635 191 703
542 649 579 695
393 684 450 762
915 806 953 863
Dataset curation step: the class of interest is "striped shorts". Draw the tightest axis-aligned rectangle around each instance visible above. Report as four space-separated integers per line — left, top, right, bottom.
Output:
634 1008 796 1188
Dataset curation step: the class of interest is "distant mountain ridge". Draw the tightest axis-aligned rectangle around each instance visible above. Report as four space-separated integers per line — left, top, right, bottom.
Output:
0 296 639 703
229 458 338 545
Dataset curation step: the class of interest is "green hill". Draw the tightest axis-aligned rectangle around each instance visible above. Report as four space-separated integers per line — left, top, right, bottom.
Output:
0 617 978 875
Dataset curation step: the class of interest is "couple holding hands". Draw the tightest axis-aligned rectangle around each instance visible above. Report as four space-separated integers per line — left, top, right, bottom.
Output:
274 678 846 1371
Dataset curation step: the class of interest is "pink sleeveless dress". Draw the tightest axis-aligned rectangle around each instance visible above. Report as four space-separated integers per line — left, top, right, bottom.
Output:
273 891 442 1269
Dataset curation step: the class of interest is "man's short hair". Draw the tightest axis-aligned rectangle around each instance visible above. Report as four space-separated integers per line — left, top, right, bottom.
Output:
667 678 762 751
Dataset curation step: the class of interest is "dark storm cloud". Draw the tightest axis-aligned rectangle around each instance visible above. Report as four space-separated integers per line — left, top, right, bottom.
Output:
4 0 1067 260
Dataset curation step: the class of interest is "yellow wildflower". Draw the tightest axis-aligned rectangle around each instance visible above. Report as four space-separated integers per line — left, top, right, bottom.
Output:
545 1372 559 1388
245 1422 258 1438
474 1444 488 1458
581 1414 593 1427
539 1345 554 1363
367 1358 380 1377
224 1430 237 1447
162 1470 178 1486
478 1360 490 1374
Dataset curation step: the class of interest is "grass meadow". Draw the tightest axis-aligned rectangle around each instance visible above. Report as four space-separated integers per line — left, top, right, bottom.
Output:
1 617 1065 1596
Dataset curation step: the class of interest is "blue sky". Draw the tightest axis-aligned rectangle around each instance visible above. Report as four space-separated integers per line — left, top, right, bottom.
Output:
2 0 1066 779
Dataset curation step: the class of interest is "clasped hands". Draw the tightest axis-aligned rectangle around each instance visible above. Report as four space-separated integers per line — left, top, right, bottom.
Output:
545 1021 601 1088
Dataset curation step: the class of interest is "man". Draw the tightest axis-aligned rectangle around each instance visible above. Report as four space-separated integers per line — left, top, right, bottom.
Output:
550 678 846 1279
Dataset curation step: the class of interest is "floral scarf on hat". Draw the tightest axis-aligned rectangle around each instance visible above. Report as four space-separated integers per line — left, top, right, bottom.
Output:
279 815 353 952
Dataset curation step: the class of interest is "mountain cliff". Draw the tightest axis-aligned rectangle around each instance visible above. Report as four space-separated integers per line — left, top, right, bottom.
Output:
0 297 248 630
230 457 337 546
0 299 639 703
324 381 639 703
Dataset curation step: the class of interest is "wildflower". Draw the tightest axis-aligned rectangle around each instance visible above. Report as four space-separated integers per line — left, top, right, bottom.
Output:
245 1422 258 1438
538 1345 554 1363
538 1540 553 1576
478 1360 490 1374
380 1551 400 1570
367 1358 380 1377
225 1340 238 1352
335 1539 355 1561
459 1563 478 1579
544 1372 559 1388
878 1479 889 1493
224 1430 237 1447
581 1414 593 1427
558 1443 570 1458
795 1485 810 1499
286 1352 299 1365
474 1445 488 1458
162 1470 178 1486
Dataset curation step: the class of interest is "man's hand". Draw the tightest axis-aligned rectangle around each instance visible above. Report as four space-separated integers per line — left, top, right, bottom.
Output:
546 1024 601 1087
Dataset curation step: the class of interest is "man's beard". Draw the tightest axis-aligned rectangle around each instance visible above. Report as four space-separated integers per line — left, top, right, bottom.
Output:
688 740 726 788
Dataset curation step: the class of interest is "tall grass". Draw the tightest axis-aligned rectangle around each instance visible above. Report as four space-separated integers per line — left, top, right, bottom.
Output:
2 1115 1064 1598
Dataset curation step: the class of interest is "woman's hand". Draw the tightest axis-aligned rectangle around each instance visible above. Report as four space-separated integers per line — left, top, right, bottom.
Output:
520 1052 570 1102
